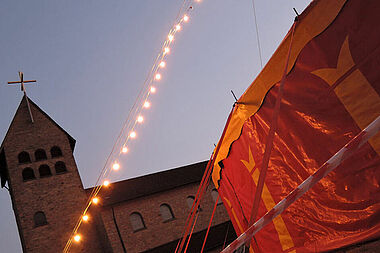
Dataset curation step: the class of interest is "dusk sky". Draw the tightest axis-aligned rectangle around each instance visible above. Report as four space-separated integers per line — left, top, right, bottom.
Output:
0 0 310 251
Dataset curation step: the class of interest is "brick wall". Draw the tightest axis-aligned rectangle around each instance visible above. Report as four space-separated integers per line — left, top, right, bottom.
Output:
1 98 103 253
3 97 378 253
97 182 231 253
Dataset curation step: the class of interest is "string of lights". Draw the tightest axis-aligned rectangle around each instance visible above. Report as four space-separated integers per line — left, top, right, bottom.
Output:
63 1 202 252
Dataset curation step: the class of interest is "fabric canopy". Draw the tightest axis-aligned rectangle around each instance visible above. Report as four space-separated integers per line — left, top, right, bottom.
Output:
213 0 380 251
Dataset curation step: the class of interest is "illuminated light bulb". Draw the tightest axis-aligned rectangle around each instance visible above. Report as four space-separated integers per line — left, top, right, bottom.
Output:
82 215 89 222
103 180 110 187
159 61 166 68
164 47 170 54
122 146 128 153
184 15 189 22
129 131 137 138
175 24 181 31
155 73 161 80
150 86 156 93
92 197 99 204
112 163 120 170
143 101 151 108
168 34 174 41
74 234 81 242
137 115 144 123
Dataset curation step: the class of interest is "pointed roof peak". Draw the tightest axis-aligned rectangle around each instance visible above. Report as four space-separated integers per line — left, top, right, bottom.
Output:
0 95 76 151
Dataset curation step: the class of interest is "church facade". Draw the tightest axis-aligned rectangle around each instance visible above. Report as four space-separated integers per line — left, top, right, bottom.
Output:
0 96 235 252
1 96 379 253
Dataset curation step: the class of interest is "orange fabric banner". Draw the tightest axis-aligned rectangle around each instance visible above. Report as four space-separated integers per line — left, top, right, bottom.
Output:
214 0 380 252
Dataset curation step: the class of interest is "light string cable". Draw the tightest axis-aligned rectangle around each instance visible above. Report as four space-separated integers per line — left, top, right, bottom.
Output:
63 1 200 252
251 0 263 68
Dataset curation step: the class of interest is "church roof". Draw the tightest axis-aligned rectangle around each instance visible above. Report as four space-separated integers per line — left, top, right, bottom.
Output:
0 95 76 151
86 160 209 206
0 95 76 187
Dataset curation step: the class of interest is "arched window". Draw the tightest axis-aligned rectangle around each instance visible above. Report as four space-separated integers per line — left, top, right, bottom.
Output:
50 146 63 158
211 189 223 205
129 212 146 232
18 151 31 164
22 168 35 181
186 196 195 209
55 161 67 174
160 204 175 222
35 149 47 161
34 211 47 227
187 196 202 211
39 165 52 178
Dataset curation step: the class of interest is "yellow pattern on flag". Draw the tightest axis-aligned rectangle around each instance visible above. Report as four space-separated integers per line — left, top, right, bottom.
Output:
312 36 380 155
241 148 295 252
223 197 244 234
212 0 348 187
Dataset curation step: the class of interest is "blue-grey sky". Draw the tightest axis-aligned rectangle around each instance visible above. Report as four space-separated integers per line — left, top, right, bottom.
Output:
0 0 310 251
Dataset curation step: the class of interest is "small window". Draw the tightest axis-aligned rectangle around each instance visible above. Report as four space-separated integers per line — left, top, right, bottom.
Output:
50 146 63 158
211 189 223 205
187 196 202 211
18 151 31 164
187 196 195 209
34 211 47 227
130 212 146 232
160 204 175 222
22 168 35 181
55 161 67 174
39 165 52 178
35 149 47 161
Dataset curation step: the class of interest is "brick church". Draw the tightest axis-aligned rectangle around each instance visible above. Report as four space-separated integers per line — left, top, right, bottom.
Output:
1 96 379 253
0 96 236 252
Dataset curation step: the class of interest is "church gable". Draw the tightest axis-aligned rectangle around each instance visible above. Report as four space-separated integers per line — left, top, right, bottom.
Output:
1 96 75 152
0 95 75 188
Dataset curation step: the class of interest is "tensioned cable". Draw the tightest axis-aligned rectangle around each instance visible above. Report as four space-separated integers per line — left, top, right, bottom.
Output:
176 105 236 253
200 194 219 253
251 0 263 68
63 1 198 251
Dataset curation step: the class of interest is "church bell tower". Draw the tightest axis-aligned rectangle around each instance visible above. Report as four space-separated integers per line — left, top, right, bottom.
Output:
0 96 102 252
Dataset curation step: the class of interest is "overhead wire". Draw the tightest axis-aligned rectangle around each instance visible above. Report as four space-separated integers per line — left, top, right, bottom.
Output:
251 0 263 68
177 104 236 253
177 1 266 252
63 1 197 251
200 194 219 253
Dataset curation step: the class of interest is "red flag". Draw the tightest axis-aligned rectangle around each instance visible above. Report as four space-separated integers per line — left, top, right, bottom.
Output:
213 0 380 252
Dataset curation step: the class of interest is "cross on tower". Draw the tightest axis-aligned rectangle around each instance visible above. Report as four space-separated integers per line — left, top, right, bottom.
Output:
8 71 36 91
8 72 37 123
